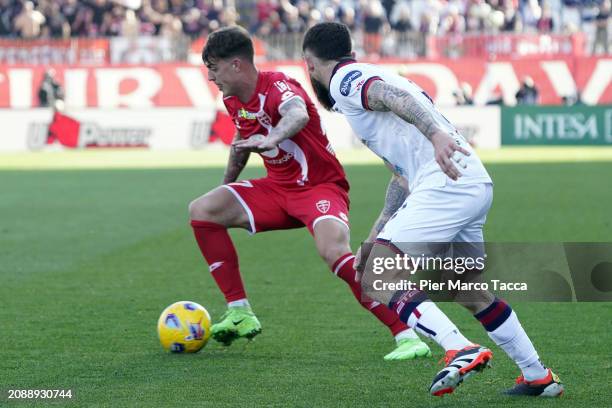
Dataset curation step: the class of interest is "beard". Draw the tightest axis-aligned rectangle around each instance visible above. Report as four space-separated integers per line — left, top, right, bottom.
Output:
309 75 334 111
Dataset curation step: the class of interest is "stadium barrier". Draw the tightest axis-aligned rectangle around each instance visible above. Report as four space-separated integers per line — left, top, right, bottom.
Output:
256 31 427 60
501 105 612 145
0 38 110 65
7 105 610 152
0 108 213 151
430 32 586 59
0 32 592 65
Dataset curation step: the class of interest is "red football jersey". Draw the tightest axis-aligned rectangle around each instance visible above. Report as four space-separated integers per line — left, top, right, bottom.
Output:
223 71 349 190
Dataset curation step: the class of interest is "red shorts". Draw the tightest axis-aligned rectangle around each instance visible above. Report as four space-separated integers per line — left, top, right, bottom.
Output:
221 178 350 235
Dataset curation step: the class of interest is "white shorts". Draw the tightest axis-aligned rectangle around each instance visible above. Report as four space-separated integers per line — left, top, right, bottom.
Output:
377 182 493 258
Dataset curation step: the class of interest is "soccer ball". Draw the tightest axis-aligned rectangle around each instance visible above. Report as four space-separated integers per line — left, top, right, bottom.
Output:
157 301 212 353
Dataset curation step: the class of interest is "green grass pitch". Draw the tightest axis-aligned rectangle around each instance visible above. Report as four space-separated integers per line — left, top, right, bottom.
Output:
1 162 610 407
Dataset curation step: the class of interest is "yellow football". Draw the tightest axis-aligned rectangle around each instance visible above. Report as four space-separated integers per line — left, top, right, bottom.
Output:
157 301 212 353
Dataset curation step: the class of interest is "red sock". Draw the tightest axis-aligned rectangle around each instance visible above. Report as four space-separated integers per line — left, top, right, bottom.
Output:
332 253 408 336
191 220 247 303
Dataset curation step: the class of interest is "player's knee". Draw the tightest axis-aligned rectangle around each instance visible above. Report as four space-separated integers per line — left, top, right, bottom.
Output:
319 245 350 269
188 196 219 222
455 289 495 314
188 198 204 220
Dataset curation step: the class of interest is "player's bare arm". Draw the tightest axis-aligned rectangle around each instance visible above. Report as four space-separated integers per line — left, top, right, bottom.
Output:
354 172 409 272
369 172 409 240
269 97 310 144
223 133 251 184
366 80 470 181
233 97 309 153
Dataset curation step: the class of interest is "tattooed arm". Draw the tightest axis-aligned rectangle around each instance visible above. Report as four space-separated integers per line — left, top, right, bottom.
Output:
366 80 470 180
367 172 409 241
354 171 409 272
232 97 309 153
223 132 251 184
268 97 310 144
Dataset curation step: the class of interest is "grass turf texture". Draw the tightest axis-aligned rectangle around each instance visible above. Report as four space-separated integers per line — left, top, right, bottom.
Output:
3 146 612 170
1 162 610 407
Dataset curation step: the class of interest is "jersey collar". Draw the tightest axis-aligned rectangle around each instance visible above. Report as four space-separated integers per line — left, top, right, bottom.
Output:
234 71 264 105
330 57 357 79
328 57 356 106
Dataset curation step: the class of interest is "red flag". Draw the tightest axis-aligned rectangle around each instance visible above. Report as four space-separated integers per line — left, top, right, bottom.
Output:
208 111 235 146
47 111 81 148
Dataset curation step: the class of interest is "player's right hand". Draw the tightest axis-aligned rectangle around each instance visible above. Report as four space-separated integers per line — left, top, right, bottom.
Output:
232 134 278 154
430 131 470 181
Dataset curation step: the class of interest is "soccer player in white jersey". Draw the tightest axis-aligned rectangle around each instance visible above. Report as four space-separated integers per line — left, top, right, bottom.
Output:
302 22 563 398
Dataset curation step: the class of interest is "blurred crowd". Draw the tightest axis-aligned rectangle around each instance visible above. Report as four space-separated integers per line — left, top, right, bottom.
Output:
0 0 238 39
0 0 609 41
251 0 610 37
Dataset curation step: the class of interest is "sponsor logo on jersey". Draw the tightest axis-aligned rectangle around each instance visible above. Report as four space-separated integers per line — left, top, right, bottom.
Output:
238 108 257 120
339 70 362 96
316 200 331 213
265 152 294 165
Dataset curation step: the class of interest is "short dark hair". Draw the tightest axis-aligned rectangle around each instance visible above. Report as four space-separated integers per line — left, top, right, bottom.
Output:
302 22 352 60
202 26 254 65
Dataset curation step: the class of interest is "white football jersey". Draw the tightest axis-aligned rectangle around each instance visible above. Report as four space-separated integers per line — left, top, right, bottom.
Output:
329 61 492 192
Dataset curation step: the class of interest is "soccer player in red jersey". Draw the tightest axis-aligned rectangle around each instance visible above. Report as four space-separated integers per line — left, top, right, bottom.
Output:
188 26 431 360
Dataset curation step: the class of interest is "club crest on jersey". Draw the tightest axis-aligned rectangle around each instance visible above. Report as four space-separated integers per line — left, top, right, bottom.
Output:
256 110 272 129
238 108 257 120
316 200 331 214
339 70 362 96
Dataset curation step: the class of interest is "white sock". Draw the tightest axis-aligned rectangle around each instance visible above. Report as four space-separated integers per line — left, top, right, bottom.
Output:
522 360 549 382
228 298 250 308
407 301 472 351
487 310 548 381
394 328 419 343
437 327 473 352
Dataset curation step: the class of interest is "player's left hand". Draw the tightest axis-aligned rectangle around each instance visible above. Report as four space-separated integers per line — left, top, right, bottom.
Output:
354 241 374 281
233 134 278 153
430 131 470 181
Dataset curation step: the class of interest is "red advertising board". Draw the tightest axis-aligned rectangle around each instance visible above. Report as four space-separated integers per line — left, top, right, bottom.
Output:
0 57 610 108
